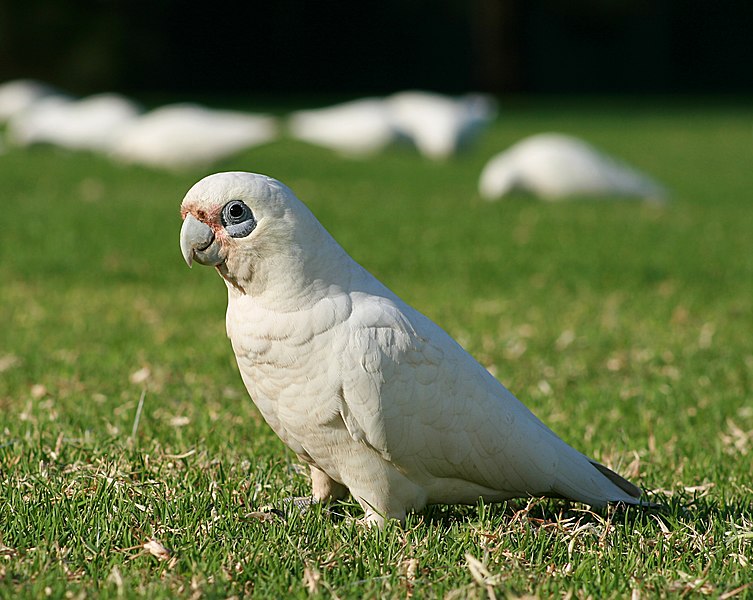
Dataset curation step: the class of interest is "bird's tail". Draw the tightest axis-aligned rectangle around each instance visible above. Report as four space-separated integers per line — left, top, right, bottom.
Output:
583 460 661 508
589 459 642 501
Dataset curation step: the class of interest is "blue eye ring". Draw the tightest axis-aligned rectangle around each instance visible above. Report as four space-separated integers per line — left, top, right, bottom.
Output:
221 200 256 238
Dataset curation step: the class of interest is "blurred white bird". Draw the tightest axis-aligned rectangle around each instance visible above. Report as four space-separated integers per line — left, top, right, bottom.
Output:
288 98 397 157
0 79 59 123
179 171 644 526
8 93 140 152
479 133 667 202
385 90 497 160
112 103 277 170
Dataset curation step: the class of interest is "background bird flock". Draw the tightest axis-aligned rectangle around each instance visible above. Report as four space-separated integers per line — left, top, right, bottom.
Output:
2 77 752 598
0 78 665 201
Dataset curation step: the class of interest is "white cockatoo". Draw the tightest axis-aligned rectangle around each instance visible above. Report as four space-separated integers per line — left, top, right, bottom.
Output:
385 90 497 160
179 172 644 526
7 93 140 151
0 79 59 123
288 98 397 157
479 133 667 202
112 104 277 170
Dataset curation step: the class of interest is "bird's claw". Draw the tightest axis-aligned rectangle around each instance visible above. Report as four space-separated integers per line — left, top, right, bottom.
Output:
282 495 321 514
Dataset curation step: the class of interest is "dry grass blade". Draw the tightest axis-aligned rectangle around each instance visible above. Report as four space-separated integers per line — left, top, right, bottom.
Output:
303 565 321 594
720 583 753 599
466 553 500 600
143 538 171 561
401 558 418 598
107 565 124 595
245 510 282 523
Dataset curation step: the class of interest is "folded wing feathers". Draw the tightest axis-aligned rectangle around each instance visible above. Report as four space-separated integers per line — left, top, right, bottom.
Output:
339 291 642 507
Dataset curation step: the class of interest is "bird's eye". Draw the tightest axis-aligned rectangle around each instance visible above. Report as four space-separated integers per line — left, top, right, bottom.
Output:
221 200 256 238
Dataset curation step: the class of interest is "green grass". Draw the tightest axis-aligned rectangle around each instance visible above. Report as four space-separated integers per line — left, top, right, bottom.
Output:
2 97 753 598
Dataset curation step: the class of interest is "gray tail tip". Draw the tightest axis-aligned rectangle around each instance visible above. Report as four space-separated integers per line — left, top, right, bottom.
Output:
591 460 661 508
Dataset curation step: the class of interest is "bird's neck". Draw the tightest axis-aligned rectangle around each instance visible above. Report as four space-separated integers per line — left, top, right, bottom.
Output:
225 235 357 312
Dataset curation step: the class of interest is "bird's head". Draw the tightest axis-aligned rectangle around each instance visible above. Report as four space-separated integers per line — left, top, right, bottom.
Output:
179 171 342 298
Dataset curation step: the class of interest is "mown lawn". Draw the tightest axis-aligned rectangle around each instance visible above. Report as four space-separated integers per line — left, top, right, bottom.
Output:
1 97 752 598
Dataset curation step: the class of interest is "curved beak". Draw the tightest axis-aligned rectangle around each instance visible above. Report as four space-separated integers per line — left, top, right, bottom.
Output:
180 214 224 267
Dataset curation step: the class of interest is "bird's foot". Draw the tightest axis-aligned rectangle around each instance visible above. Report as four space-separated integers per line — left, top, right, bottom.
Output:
278 495 350 522
282 495 321 514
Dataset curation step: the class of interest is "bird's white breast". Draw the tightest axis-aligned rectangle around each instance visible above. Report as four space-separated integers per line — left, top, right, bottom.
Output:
225 287 355 453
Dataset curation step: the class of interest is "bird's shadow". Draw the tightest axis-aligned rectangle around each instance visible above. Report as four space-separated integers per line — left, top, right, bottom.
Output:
407 490 749 533
255 486 750 536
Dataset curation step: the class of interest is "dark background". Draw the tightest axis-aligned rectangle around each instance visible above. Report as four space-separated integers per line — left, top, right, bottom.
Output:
1 0 751 96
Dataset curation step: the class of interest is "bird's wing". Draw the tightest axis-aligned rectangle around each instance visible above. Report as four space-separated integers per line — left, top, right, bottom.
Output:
339 294 555 486
401 322 566 494
338 292 415 458
339 293 638 504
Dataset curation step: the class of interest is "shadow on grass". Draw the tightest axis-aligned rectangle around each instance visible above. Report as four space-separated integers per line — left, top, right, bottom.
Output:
407 489 752 532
